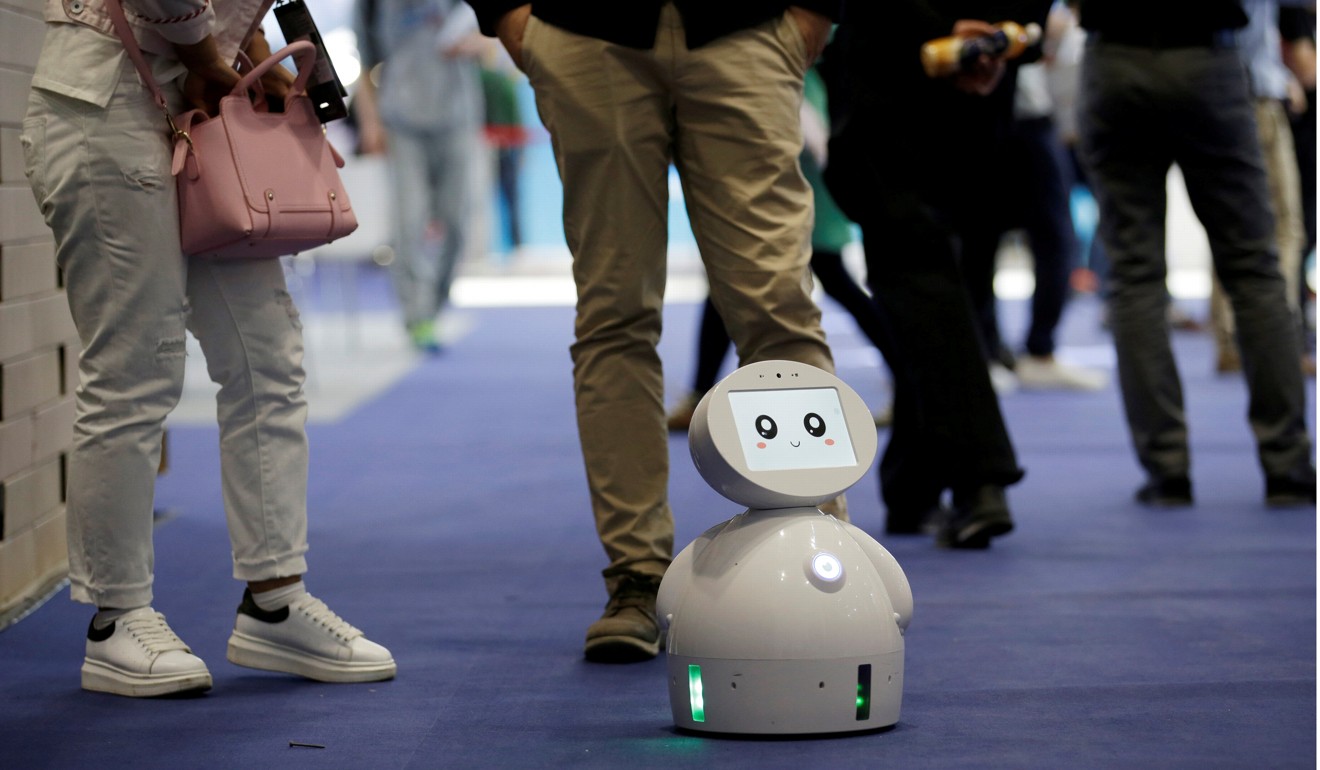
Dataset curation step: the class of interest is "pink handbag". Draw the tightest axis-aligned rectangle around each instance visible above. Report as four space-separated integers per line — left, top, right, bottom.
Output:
106 3 357 259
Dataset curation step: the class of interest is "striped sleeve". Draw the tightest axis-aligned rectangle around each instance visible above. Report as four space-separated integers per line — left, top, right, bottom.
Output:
123 0 216 45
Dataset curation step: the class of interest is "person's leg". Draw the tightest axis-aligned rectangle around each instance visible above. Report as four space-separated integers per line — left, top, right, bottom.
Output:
1290 89 1317 268
185 259 310 583
667 296 730 432
384 130 437 334
522 13 686 662
955 130 1015 371
692 296 733 394
1209 98 1307 374
857 194 1022 540
809 250 888 354
523 17 675 589
958 220 1009 366
1255 99 1307 339
1011 117 1108 390
1208 274 1239 372
824 94 1022 543
186 241 395 683
24 87 187 612
1080 44 1190 502
22 78 211 697
431 125 481 315
1019 116 1078 359
673 12 833 378
1173 52 1314 495
671 9 849 527
499 146 524 248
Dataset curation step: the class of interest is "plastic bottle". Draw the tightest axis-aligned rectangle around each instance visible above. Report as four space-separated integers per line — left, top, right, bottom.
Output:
920 21 1043 78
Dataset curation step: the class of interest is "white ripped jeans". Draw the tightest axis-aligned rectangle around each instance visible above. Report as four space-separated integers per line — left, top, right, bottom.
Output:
21 63 311 610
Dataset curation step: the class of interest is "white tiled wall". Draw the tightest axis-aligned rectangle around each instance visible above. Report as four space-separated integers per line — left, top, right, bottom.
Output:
0 0 73 623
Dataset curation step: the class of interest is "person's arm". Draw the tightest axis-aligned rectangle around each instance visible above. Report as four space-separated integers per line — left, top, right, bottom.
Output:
1280 7 1317 90
173 35 242 115
439 4 491 58
489 3 532 71
464 0 530 39
351 65 389 155
788 6 834 62
351 0 388 153
243 27 296 102
125 0 214 47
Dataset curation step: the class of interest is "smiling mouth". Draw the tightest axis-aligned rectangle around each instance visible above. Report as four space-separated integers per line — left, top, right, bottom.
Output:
790 441 801 447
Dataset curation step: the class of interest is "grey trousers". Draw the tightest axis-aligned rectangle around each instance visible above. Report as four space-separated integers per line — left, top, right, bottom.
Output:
1079 41 1313 483
383 124 481 328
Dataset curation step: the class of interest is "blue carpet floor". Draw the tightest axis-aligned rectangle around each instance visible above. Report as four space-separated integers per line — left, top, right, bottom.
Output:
0 290 1314 769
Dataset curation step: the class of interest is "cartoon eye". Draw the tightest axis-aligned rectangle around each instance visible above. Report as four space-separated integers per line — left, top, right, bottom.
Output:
804 412 826 437
755 415 778 440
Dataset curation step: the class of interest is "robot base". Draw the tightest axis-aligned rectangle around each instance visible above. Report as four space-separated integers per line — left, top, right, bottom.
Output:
667 650 903 735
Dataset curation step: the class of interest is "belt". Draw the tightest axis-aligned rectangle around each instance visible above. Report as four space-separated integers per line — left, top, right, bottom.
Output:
1088 28 1238 50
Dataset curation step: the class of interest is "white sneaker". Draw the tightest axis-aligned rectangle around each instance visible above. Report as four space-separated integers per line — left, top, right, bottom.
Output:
81 607 213 697
226 590 396 683
988 362 1019 395
1014 355 1108 391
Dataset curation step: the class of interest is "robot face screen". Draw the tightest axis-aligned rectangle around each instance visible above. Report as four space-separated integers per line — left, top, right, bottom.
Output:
727 387 857 472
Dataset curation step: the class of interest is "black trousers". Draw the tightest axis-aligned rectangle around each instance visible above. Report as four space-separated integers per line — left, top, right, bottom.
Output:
1079 41 1312 482
826 122 1024 518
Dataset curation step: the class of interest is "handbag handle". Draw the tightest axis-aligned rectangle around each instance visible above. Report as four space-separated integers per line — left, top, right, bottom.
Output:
232 40 317 111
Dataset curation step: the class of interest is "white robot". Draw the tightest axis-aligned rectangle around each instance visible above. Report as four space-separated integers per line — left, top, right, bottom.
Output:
657 360 912 735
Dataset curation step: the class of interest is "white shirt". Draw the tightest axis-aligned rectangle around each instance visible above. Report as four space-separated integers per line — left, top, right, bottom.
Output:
32 0 273 107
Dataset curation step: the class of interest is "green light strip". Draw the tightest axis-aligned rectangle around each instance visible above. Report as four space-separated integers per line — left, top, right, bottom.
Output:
856 664 872 721
688 665 706 723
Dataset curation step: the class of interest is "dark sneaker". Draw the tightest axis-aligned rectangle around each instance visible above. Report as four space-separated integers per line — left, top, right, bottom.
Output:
81 607 212 697
937 485 1014 549
226 590 396 683
1135 475 1193 507
1265 472 1317 507
584 574 662 663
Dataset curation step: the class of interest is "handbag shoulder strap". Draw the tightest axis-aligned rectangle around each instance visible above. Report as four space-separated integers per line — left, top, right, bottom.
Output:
103 0 276 112
103 0 170 113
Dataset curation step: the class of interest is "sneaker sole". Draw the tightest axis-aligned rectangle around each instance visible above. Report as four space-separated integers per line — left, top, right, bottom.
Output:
583 634 660 664
226 632 397 683
81 659 212 698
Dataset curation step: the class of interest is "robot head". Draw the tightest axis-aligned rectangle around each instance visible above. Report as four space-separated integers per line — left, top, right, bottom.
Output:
688 361 878 509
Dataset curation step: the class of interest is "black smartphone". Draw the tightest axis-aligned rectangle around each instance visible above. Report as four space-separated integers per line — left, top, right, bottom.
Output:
273 0 349 122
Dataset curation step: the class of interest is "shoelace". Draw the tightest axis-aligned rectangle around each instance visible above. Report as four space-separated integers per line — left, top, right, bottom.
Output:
123 611 190 657
606 576 661 617
292 596 364 643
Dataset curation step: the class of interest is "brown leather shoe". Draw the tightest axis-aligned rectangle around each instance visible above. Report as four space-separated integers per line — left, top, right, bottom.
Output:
584 574 662 663
666 393 702 432
1215 345 1242 374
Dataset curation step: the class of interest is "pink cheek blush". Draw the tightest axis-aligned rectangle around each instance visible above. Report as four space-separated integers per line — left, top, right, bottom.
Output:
757 442 767 449
825 439 835 446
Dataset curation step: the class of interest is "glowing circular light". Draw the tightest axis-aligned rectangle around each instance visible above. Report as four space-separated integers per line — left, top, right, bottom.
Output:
811 552 843 582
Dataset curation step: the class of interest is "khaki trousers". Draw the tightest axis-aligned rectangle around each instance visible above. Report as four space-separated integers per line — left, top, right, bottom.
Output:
522 6 836 583
1210 98 1306 358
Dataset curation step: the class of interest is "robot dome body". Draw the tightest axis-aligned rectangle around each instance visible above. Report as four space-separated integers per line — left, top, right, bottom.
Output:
658 360 912 735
